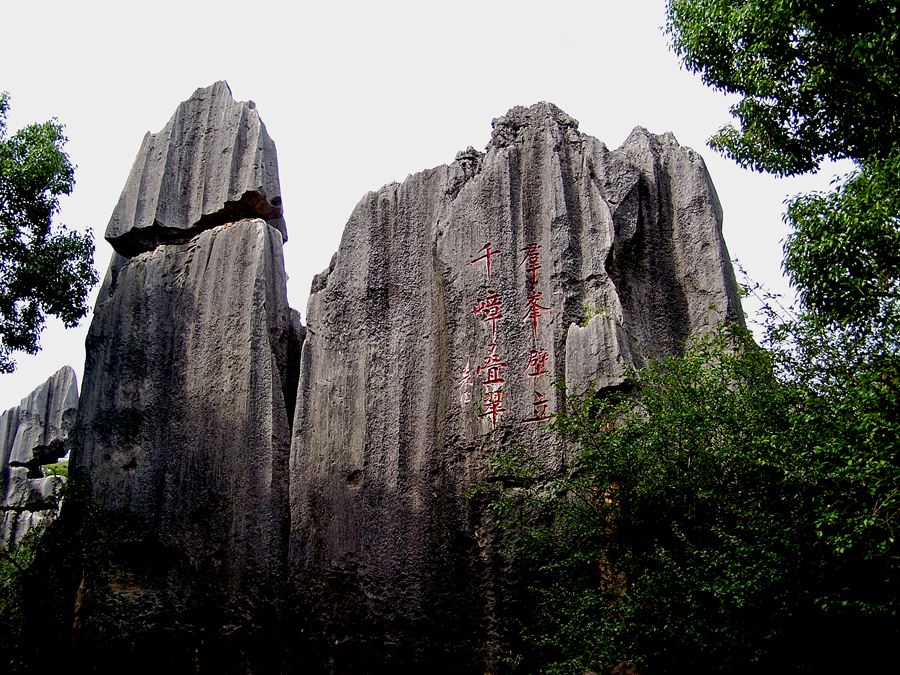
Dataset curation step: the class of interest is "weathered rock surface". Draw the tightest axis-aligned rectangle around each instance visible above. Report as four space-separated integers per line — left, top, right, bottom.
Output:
71 84 300 663
289 102 742 668
105 81 286 257
0 366 78 548
74 219 298 629
0 467 66 546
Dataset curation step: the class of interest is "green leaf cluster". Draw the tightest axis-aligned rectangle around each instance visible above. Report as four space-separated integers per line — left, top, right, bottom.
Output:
667 0 899 329
0 92 98 372
667 0 900 176
784 150 900 324
1 524 46 654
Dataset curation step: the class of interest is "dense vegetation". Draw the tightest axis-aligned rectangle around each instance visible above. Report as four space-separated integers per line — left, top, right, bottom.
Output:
0 93 97 372
487 1 899 671
488 319 898 672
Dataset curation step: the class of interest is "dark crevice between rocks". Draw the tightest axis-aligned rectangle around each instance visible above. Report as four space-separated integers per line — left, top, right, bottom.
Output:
107 190 285 258
283 310 305 432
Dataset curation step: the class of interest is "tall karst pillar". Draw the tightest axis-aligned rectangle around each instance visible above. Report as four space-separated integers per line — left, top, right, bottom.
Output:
289 103 742 670
72 82 303 665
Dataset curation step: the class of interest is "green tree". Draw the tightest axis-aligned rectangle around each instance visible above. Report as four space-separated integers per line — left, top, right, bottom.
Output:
0 92 97 372
666 0 900 325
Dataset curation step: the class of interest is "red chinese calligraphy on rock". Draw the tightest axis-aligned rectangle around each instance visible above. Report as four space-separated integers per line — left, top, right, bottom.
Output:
521 390 553 426
524 347 550 378
473 291 503 337
480 388 507 429
521 243 542 285
522 291 550 338
476 343 509 386
470 242 501 281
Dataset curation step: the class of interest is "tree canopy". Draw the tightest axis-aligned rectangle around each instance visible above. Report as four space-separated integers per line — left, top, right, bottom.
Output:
0 93 97 372
667 0 900 327
666 0 900 175
488 324 898 672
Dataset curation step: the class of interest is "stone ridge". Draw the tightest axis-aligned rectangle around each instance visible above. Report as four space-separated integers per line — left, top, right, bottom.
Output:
488 101 580 149
105 81 286 257
1 366 78 470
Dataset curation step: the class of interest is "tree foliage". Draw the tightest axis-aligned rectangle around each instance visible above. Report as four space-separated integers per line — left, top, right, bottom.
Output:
0 92 97 372
488 324 898 672
667 0 900 327
784 152 900 324
666 0 900 176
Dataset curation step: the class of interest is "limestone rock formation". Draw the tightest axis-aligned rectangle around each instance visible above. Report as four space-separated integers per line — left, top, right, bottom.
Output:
62 87 742 672
72 83 300 660
0 366 78 548
289 102 742 669
105 81 286 257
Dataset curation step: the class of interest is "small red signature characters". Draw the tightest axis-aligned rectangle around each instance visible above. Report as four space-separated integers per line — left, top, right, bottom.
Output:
521 243 542 285
523 291 551 338
476 342 509 387
481 389 507 429
524 347 551 379
473 291 503 337
470 242 501 282
457 361 474 404
521 391 553 426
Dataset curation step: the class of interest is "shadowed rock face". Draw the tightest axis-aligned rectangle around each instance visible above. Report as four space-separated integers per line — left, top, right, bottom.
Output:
288 102 742 669
75 219 297 615
72 84 301 658
0 366 77 548
105 81 285 257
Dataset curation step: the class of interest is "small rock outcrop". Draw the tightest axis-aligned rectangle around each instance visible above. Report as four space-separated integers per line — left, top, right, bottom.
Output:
71 83 300 662
0 366 78 548
105 80 286 257
289 102 742 669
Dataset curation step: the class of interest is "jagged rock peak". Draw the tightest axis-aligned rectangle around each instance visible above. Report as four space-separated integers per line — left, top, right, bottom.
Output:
489 101 580 149
105 81 286 257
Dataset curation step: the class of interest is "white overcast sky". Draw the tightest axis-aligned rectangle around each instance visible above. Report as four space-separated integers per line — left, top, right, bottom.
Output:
1 0 846 411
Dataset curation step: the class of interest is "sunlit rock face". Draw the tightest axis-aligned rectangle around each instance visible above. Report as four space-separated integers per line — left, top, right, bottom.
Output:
0 366 77 548
288 102 742 669
105 80 286 257
71 83 301 661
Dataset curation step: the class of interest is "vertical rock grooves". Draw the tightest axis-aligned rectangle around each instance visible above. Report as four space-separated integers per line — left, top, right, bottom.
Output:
106 81 286 257
289 102 742 670
62 87 741 672
70 83 301 668
1 366 78 548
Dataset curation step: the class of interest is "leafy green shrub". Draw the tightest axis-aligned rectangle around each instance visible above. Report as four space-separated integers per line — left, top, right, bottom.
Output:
487 322 898 673
42 459 68 477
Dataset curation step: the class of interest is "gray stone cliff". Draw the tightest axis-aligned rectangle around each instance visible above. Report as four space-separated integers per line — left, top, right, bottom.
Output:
72 83 301 649
289 102 742 668
1 366 78 548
